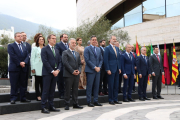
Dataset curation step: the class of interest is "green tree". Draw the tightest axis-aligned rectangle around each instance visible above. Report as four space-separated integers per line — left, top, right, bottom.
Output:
0 48 8 78
0 35 15 45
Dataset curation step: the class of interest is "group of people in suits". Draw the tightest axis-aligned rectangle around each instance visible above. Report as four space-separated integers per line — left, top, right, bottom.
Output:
8 32 165 114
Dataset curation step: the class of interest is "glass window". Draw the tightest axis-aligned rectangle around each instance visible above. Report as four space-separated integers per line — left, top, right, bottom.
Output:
143 0 165 22
124 5 142 26
166 0 180 17
111 18 124 30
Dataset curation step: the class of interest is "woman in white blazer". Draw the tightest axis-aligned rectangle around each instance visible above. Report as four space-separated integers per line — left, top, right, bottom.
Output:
31 36 45 101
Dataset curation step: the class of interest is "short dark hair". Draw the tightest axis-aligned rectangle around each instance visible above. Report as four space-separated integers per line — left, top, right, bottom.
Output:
47 34 56 40
99 39 105 43
90 35 96 39
60 34 63 40
14 32 21 37
76 37 82 41
153 46 158 50
36 36 45 47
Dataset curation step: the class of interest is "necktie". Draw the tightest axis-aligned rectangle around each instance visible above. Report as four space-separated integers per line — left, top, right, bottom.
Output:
129 53 131 60
23 42 26 47
72 51 76 60
94 46 97 57
144 56 147 64
113 46 117 57
65 43 68 49
18 44 23 55
52 47 57 67
133 53 135 58
156 55 160 63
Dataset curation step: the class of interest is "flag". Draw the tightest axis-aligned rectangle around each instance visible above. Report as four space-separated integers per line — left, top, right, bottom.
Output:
144 44 150 85
162 75 165 84
172 42 179 85
151 43 153 55
163 43 171 84
136 39 140 84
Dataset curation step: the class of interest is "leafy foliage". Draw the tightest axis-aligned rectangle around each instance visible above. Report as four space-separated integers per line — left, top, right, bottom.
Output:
0 48 8 78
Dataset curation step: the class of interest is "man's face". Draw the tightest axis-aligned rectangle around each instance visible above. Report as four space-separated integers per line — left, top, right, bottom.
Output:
115 42 119 48
101 41 106 47
126 44 132 52
90 37 97 46
141 48 147 55
69 39 76 50
22 33 27 42
48 35 56 46
131 45 135 52
110 36 117 45
62 34 68 43
154 48 159 54
15 33 22 43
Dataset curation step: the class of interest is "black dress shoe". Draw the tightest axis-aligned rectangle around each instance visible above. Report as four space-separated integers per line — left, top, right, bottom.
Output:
153 96 158 99
139 98 145 101
109 101 115 105
41 108 50 114
144 97 151 100
10 101 15 104
60 96 64 99
21 99 31 102
157 96 164 99
49 107 60 112
73 104 83 109
123 99 129 102
70 95 72 98
65 105 69 110
87 103 94 107
114 101 122 104
94 102 102 106
132 90 136 93
119 91 123 93
104 92 108 95
128 98 135 102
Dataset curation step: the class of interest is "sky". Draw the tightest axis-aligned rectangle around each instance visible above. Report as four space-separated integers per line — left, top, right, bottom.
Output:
0 0 77 30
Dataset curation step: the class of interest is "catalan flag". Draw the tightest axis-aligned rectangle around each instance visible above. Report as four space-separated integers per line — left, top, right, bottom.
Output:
136 39 140 84
172 42 179 85
144 44 150 85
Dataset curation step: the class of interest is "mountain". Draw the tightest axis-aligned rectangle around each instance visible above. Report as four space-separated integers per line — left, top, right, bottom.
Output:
0 14 60 38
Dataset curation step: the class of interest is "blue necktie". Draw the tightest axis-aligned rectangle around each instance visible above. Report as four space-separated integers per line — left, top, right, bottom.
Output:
72 51 76 60
94 47 97 57
65 43 68 49
18 44 23 55
129 53 131 60
144 56 147 64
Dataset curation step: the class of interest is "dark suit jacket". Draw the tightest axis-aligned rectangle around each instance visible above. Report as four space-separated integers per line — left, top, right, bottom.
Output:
41 45 62 76
149 54 164 76
55 41 68 56
104 45 121 73
121 52 135 75
62 49 81 77
99 46 105 70
8 42 29 72
136 55 151 76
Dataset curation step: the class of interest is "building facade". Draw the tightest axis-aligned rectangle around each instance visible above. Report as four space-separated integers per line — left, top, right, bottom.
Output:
0 26 14 40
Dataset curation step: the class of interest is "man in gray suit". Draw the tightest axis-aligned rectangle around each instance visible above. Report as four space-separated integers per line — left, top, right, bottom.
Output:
149 46 164 99
62 38 83 110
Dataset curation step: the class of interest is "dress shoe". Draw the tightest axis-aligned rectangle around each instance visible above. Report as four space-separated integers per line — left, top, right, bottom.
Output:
144 97 151 100
157 96 164 99
73 104 83 109
49 107 60 112
119 91 123 93
60 96 64 99
21 99 31 102
132 90 136 93
87 103 94 107
139 98 145 101
65 105 69 110
99 92 104 96
70 95 72 98
104 92 108 95
94 102 102 106
114 101 122 104
123 99 129 102
41 108 50 114
153 96 158 99
128 98 135 102
109 101 115 105
10 100 15 104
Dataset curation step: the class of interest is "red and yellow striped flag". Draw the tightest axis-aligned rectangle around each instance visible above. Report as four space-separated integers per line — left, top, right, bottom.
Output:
136 38 140 84
144 44 150 85
172 42 179 85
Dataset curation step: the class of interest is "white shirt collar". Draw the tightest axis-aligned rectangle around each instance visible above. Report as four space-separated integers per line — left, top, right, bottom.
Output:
110 43 114 48
141 54 145 57
48 44 54 49
90 45 96 48
62 41 67 45
15 41 21 45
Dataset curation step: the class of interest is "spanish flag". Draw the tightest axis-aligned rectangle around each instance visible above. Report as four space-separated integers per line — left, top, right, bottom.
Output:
172 42 179 85
136 38 140 84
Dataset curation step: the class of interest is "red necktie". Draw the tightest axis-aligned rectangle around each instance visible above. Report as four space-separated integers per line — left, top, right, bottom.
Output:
133 53 135 58
156 55 160 63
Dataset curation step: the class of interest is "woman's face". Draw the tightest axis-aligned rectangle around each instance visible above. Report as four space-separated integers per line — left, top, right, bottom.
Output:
38 37 44 45
77 39 82 45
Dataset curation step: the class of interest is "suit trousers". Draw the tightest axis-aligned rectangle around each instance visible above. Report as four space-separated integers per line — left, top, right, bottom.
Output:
119 73 123 92
57 70 64 97
152 72 162 97
107 68 119 102
41 74 57 109
138 74 148 98
35 75 43 97
99 69 108 93
9 70 27 101
123 74 134 99
64 76 79 105
86 72 100 103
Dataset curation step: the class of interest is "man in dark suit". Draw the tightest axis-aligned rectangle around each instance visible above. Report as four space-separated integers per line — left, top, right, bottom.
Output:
121 44 136 102
41 34 61 114
131 45 137 93
136 47 151 101
55 34 69 99
149 46 164 99
8 32 31 104
104 36 122 105
21 32 31 93
84 35 103 107
62 38 83 110
99 39 108 96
